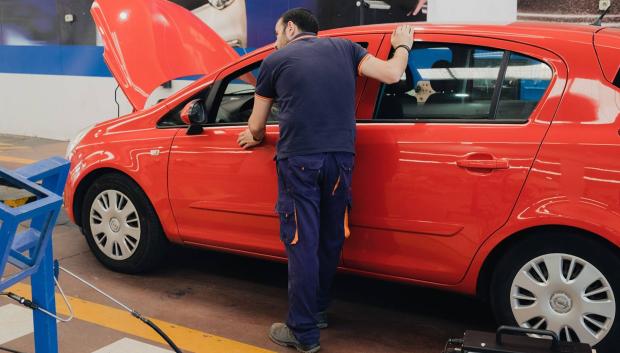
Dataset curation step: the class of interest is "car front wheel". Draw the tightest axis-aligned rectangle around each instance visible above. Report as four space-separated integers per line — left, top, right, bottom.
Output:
81 173 168 273
490 232 619 353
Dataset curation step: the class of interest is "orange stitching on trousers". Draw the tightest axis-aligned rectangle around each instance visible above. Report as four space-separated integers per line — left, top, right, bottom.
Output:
291 207 299 245
332 176 341 196
344 207 351 238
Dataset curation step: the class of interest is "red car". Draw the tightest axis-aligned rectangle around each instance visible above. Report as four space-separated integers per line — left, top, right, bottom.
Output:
64 0 620 350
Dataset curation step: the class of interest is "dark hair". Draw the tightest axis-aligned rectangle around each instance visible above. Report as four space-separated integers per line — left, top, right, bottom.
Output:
280 8 319 34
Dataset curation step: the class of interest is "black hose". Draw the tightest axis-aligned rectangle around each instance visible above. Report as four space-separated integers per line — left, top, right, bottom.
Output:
132 311 183 353
0 346 28 353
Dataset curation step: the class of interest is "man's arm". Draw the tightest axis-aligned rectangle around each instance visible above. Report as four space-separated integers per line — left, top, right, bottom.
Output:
360 25 414 84
237 95 272 149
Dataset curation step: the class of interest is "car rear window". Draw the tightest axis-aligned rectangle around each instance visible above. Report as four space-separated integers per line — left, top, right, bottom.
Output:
373 43 552 122
614 69 620 89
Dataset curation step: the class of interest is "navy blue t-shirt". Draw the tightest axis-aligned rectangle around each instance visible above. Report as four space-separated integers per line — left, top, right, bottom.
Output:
256 35 369 160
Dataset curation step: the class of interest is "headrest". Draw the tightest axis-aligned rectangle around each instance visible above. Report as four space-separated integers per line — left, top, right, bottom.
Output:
430 60 458 93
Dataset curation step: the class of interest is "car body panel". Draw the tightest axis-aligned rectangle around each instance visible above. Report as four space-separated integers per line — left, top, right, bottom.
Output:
64 104 184 243
91 0 240 110
343 33 568 284
459 25 620 295
65 20 620 297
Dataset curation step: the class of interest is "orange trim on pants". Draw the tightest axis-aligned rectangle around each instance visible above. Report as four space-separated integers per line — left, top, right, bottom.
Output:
344 207 351 238
291 207 299 245
332 176 341 196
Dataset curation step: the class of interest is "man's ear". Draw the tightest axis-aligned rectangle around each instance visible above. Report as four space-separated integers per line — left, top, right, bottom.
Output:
286 21 296 37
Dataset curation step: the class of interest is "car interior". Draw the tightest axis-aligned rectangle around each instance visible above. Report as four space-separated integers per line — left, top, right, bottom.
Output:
374 43 552 121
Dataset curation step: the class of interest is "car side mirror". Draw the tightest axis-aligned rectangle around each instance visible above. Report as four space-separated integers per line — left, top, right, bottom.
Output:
180 99 206 135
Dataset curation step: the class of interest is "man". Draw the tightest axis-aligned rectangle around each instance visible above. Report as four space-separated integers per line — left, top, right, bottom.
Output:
237 8 413 353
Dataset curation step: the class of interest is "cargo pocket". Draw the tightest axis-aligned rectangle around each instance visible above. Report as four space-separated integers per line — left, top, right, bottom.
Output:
334 154 354 238
276 198 298 245
288 155 324 188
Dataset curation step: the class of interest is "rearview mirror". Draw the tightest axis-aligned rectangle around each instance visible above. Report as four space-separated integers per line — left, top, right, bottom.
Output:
180 99 206 135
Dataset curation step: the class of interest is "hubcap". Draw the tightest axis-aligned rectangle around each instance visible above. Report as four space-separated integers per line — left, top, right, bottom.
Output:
549 292 572 314
89 190 141 261
510 253 615 345
109 218 121 233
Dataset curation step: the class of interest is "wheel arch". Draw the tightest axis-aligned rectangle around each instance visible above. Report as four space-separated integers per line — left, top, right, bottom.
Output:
73 168 148 228
476 224 620 302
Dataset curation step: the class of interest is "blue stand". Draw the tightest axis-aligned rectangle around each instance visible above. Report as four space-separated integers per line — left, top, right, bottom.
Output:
0 157 69 353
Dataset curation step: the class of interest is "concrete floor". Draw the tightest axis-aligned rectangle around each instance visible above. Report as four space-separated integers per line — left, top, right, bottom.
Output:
0 134 496 353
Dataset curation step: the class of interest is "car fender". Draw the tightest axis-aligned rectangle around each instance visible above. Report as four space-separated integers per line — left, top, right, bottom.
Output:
65 127 182 244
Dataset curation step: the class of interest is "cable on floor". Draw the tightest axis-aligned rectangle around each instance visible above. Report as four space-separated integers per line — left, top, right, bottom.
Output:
1 264 184 353
57 266 183 353
0 346 28 353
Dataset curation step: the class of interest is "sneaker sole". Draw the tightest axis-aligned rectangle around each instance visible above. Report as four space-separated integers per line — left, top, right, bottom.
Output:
268 332 321 353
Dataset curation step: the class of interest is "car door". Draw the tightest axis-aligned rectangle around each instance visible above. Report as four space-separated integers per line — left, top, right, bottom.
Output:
167 34 384 257
342 34 568 285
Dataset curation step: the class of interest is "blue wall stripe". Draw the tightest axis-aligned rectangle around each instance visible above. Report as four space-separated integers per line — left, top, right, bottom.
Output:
0 45 110 76
0 45 255 77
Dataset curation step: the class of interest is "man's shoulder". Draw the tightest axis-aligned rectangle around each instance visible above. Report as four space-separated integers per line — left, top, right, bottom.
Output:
263 47 290 66
322 36 354 48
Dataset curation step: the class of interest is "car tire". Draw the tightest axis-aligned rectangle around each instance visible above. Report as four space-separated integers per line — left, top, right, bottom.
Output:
490 231 619 353
81 173 168 273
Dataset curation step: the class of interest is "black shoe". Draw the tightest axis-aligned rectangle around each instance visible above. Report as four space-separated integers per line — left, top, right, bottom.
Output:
269 323 321 353
316 311 328 329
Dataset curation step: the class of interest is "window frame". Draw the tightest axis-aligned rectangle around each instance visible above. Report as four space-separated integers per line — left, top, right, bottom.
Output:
205 61 266 126
361 34 559 125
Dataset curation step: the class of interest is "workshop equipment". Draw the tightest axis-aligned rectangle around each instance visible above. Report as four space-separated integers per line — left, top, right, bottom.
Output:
0 157 70 353
443 326 594 353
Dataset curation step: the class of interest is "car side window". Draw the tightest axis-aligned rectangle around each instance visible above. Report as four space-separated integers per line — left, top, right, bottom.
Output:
212 62 282 124
374 43 552 122
213 63 271 124
212 42 369 125
496 53 553 120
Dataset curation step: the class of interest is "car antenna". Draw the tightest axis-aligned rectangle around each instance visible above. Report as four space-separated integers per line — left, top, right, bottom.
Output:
592 3 612 26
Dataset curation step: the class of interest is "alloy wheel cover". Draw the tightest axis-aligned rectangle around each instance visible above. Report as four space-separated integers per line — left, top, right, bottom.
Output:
89 190 141 261
510 253 616 345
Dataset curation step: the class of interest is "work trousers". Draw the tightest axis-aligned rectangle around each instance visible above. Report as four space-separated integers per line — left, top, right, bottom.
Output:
276 152 354 346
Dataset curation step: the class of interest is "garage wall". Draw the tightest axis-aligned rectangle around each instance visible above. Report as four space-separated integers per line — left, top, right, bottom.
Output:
0 0 314 141
0 0 618 141
0 73 132 141
428 0 517 23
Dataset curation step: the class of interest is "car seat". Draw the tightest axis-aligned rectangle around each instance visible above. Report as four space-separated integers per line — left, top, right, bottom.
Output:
377 66 418 119
425 60 462 105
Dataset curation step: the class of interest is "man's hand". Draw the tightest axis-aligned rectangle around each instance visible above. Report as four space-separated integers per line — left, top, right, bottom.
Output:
359 25 413 84
391 25 414 50
237 128 262 149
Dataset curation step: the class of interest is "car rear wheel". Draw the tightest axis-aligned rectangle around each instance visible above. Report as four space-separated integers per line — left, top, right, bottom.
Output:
490 232 619 353
81 173 168 273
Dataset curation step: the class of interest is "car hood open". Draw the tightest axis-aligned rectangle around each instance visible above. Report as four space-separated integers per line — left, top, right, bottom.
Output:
91 0 241 110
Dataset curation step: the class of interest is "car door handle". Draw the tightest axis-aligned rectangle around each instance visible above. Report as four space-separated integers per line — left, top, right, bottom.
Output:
456 159 509 170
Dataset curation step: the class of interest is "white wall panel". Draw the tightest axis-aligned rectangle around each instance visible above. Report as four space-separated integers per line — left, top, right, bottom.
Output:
0 74 194 141
0 73 132 140
428 0 517 23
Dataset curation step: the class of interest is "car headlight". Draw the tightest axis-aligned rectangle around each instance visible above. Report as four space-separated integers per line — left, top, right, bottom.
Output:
65 125 93 159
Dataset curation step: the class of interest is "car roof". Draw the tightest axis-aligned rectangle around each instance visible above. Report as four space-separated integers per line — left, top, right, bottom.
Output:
320 21 601 46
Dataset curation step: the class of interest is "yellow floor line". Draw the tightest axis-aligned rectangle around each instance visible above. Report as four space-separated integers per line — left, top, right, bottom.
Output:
0 146 28 150
9 283 274 353
0 155 37 165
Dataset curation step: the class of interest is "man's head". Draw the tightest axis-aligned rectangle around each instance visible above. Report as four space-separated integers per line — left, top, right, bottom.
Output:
275 8 319 50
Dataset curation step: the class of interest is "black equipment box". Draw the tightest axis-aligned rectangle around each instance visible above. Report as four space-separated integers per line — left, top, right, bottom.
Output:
443 326 593 353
